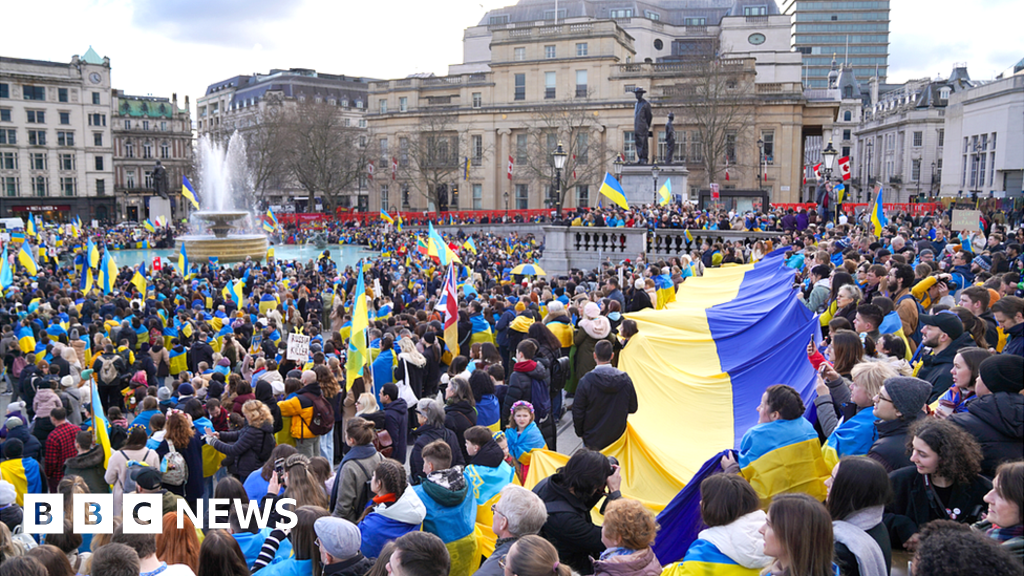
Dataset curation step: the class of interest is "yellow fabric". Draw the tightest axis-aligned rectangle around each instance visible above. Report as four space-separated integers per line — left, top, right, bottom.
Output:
279 396 316 439
276 416 296 446
740 437 829 506
202 445 226 478
446 531 480 576
662 560 759 576
819 299 838 327
912 276 937 310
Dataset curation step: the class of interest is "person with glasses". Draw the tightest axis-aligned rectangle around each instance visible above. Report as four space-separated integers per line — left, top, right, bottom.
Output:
312 516 375 576
473 485 547 576
866 376 931 473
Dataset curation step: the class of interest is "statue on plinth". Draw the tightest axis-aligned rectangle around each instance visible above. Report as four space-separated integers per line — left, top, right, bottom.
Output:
633 88 653 165
665 112 676 165
152 160 170 200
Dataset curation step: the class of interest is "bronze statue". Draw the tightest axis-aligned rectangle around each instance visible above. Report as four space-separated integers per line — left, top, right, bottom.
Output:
665 112 676 165
633 88 653 164
152 160 170 200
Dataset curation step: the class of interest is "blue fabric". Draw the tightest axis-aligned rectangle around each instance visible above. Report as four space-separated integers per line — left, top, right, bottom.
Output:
255 558 311 576
504 422 545 462
131 410 159 433
372 349 395 403
358 512 421 558
233 528 271 568
413 485 477 543
243 469 271 502
470 314 492 336
651 450 728 565
477 395 500 428
824 406 879 460
738 418 818 468
465 463 516 505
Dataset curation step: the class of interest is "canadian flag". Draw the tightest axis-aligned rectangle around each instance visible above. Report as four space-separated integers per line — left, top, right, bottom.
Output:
724 155 729 181
507 155 514 180
367 161 374 181
803 166 807 185
838 156 852 181
152 256 162 271
813 162 823 179
391 157 398 180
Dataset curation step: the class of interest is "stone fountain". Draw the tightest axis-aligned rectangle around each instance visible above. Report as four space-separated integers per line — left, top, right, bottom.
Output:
179 134 268 263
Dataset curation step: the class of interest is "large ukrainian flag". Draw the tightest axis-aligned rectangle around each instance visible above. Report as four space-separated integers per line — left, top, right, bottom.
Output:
90 381 113 467
0 456 42 507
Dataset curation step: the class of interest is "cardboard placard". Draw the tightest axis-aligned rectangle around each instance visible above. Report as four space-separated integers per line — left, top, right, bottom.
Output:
950 209 981 232
286 333 311 362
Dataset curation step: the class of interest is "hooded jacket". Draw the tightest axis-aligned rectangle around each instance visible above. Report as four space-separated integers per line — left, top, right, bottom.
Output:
444 400 477 463
5 424 41 462
917 332 972 402
573 365 638 451
468 439 506 468
502 360 549 429
692 510 771 570
358 488 427 558
383 398 409 464
255 381 283 434
62 444 109 494
412 466 477 543
573 324 618 390
211 421 275 481
950 392 1023 478
1003 323 1023 356
533 473 615 575
410 423 464 485
278 381 324 439
593 547 662 576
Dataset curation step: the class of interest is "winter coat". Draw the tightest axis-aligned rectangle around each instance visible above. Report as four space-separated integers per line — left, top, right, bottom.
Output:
4 425 41 462
62 445 110 494
917 333 972 402
573 322 617 385
410 424 463 486
867 413 924 473
533 473 617 575
684 510 771 571
884 466 991 549
502 360 549 429
323 556 376 576
835 521 891 576
382 399 409 465
950 392 1023 478
231 392 256 415
330 444 384 522
358 488 427 558
475 537 517 576
1002 323 1023 356
625 289 653 313
278 382 324 439
573 365 638 451
0 503 22 533
255 381 283 434
395 355 427 400
33 388 62 420
104 447 160 517
444 400 477 463
592 547 662 576
412 466 477 544
156 432 205 505
211 421 275 481
468 439 506 468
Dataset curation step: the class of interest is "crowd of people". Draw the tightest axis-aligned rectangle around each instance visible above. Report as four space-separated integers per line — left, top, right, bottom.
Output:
0 199 1019 576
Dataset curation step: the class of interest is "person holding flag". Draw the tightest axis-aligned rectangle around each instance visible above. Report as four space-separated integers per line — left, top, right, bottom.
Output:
346 262 370 388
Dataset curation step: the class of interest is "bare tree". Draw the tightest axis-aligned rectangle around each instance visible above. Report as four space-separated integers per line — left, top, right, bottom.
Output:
243 106 290 205
517 94 612 211
666 57 756 186
282 101 367 212
395 112 485 211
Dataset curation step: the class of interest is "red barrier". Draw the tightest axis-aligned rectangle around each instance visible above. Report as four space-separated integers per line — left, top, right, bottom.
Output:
771 203 942 216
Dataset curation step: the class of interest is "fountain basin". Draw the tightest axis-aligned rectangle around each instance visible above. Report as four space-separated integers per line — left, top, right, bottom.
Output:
180 234 268 264
192 210 252 239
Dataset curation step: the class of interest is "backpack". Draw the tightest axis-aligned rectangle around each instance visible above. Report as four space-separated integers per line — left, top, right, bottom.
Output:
896 294 925 345
349 456 379 515
529 377 551 421
11 356 27 379
109 425 129 450
99 356 121 386
550 357 570 392
160 440 189 486
300 393 335 436
120 449 153 492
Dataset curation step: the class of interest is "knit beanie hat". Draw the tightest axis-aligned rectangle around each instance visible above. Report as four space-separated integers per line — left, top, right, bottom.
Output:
514 301 526 313
0 481 15 506
979 355 1024 395
884 377 932 419
314 517 361 561
583 302 601 319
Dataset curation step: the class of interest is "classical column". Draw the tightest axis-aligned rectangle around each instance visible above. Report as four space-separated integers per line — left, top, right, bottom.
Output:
497 127 511 210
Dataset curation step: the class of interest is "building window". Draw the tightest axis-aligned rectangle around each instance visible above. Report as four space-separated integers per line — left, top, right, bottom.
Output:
913 131 922 147
33 176 47 196
842 146 850 157
576 184 589 207
60 177 76 196
489 14 509 25
161 121 167 131
516 134 528 163
0 109 8 122
57 131 74 146
96 179 105 195
575 70 588 97
690 131 703 163
515 183 529 209
23 86 46 101
843 110 852 121
472 183 482 209
399 137 409 167
514 74 526 101
161 142 169 159
28 130 45 146
843 129 851 141
743 5 767 15
144 171 153 189
92 92 100 105
142 120 149 130
380 184 389 211
623 131 636 162
472 92 482 108
30 153 45 170
379 138 388 163
1 152 16 170
761 130 774 164
725 132 737 164
88 113 105 126
576 43 588 56
401 183 410 208
545 72 556 99
379 99 387 114
684 17 706 26
514 47 526 61
645 10 661 20
610 9 633 18
399 97 407 112
576 132 589 164
59 153 74 171
0 129 15 144
0 84 8 98
911 159 921 181
124 119 131 129
143 142 153 159
545 45 556 59
26 110 44 123
938 129 944 147
126 169 136 188
355 100 362 109
94 133 102 146
125 141 134 158
95 156 104 170
59 112 70 125
472 135 483 164
3 177 17 197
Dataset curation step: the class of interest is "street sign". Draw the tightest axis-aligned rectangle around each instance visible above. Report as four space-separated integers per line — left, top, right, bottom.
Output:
286 333 311 362
950 209 981 232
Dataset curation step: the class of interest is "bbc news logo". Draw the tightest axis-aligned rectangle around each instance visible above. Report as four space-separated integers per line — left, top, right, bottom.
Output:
24 495 298 534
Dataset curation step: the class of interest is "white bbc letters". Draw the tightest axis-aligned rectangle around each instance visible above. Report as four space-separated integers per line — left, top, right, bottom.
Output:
73 494 114 534
23 494 63 534
123 494 163 534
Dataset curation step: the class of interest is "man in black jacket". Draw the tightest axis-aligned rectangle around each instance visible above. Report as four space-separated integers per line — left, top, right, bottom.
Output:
916 313 971 402
380 384 408 464
572 341 638 451
501 340 549 429
188 331 215 373
867 376 931 472
950 354 1024 477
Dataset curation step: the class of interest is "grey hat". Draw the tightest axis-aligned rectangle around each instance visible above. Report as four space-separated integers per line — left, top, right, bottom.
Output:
314 517 361 561
157 387 172 401
4 416 23 430
884 377 932 419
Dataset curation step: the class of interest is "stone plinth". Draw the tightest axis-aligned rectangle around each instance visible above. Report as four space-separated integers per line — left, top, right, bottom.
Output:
619 164 690 206
149 197 172 224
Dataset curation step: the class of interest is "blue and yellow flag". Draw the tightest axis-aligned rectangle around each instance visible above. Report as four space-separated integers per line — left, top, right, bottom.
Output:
99 249 117 294
345 265 369 390
182 175 200 209
0 246 12 290
26 213 37 237
17 244 38 277
259 293 279 315
178 245 189 279
16 325 36 354
0 456 42 507
869 189 888 236
834 182 846 204
265 208 278 231
90 382 113 467
822 407 878 469
654 274 676 310
80 265 94 295
658 178 672 206
228 278 244 307
667 539 763 576
380 210 394 225
87 237 100 269
131 264 147 295
738 417 829 506
463 237 477 255
143 219 157 233
599 172 629 209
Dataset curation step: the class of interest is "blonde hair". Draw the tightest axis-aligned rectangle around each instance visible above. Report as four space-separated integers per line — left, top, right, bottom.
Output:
242 399 273 428
356 393 378 414
850 360 899 400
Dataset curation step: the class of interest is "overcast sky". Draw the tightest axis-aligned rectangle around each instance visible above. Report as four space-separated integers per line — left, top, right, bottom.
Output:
4 0 1021 113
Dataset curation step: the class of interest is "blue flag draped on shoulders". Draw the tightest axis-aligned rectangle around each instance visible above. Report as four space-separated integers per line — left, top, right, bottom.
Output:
654 274 676 309
822 406 879 469
738 417 829 505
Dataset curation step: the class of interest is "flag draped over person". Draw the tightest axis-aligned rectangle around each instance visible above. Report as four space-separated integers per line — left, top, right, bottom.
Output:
345 264 370 389
442 263 459 356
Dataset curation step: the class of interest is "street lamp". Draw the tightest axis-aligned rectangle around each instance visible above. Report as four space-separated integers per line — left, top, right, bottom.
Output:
865 140 874 203
756 138 764 186
930 161 937 201
613 157 624 179
821 140 838 223
552 141 568 219
503 190 509 221
650 163 660 206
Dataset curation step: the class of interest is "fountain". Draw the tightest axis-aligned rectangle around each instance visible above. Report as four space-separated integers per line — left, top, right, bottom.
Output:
179 134 269 263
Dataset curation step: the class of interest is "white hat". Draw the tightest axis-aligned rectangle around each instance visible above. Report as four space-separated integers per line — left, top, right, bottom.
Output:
0 481 15 506
634 278 645 290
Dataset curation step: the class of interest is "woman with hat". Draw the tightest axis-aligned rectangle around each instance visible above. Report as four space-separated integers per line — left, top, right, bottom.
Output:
950 354 1024 477
571 302 616 393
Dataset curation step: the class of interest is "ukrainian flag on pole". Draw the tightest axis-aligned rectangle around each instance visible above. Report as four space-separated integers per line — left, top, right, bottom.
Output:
658 179 672 206
91 381 112 467
99 249 117 295
182 175 200 209
346 264 370 390
380 210 394 225
869 188 888 236
599 172 629 209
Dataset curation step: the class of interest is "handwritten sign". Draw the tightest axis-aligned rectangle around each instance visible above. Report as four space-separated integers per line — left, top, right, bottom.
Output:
286 333 311 362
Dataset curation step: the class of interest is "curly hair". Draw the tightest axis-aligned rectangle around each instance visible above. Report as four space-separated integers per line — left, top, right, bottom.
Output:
913 520 1021 576
164 411 196 450
908 419 983 486
602 499 659 550
241 399 273 429
315 365 340 400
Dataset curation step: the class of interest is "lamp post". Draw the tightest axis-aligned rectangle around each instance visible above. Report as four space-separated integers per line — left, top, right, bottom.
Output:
865 140 874 203
552 141 568 220
650 163 660 206
822 140 838 223
612 157 624 211
503 190 509 221
756 138 764 188
930 161 937 201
